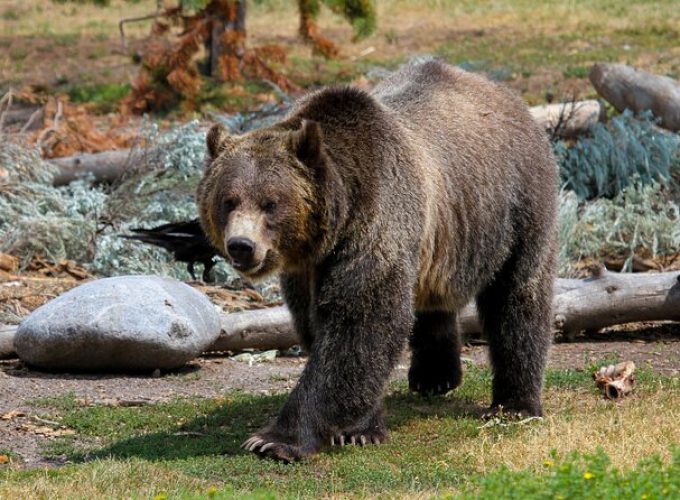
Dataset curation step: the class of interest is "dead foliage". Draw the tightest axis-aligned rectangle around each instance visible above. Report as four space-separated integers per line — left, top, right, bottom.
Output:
28 98 134 158
298 0 340 58
123 1 298 114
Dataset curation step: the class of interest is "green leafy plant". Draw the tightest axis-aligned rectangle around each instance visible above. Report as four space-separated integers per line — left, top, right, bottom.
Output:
555 110 680 200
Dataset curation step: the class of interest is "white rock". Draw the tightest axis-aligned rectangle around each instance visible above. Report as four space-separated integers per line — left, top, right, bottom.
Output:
15 275 220 372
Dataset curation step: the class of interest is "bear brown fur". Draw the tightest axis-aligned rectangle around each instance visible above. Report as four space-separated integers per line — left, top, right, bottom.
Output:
197 59 558 463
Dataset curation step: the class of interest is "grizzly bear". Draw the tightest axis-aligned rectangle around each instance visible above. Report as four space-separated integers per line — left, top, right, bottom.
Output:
197 59 558 463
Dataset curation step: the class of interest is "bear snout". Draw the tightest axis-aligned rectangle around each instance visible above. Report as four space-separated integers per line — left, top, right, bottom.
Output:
226 237 257 268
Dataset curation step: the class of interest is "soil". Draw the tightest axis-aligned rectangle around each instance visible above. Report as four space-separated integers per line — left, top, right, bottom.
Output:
1 322 678 469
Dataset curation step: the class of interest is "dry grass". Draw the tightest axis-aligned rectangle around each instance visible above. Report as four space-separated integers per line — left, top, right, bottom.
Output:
0 460 208 499
460 386 680 473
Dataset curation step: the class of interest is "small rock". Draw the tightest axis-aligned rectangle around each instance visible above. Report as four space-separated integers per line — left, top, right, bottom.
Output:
15 275 221 372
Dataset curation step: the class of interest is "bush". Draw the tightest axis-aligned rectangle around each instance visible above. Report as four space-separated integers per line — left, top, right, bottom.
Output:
555 110 680 200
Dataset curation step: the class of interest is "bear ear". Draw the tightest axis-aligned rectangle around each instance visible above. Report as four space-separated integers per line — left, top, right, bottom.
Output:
290 119 323 168
206 123 231 159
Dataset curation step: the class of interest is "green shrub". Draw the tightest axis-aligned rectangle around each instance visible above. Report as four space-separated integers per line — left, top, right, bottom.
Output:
555 110 680 200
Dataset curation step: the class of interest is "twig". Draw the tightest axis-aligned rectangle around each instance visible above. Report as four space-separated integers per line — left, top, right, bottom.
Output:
19 107 43 134
549 94 578 142
119 12 162 51
36 100 64 155
0 89 13 133
31 415 62 427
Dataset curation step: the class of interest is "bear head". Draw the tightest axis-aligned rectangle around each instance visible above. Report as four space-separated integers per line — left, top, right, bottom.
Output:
197 119 328 281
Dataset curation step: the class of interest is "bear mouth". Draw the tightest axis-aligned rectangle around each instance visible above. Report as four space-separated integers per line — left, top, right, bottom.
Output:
232 251 279 280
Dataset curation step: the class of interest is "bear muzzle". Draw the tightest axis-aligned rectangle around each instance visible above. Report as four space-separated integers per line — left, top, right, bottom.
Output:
226 236 258 270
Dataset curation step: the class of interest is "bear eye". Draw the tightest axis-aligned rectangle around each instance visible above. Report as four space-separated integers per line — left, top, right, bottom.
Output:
263 201 277 213
223 199 237 213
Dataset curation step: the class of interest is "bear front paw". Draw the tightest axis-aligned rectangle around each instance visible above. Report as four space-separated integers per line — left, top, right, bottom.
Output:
330 410 389 447
242 434 310 464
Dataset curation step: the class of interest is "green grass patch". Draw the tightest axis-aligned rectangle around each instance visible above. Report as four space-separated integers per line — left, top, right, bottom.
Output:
465 448 680 499
67 82 130 112
1 367 678 497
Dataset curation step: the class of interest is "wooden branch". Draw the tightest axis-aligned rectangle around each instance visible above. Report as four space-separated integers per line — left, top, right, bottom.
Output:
36 100 63 153
119 12 161 52
0 324 15 359
48 147 156 186
213 306 297 352
529 100 604 138
2 272 678 360
589 63 680 131
0 89 13 133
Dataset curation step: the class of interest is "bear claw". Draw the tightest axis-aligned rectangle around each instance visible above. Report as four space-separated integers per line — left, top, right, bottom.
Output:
330 433 384 447
241 435 308 463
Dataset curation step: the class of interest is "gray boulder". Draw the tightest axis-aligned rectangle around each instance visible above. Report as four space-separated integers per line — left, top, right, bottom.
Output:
15 275 221 372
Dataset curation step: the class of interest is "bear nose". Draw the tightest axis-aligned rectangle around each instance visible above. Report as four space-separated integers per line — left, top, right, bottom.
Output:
226 237 256 265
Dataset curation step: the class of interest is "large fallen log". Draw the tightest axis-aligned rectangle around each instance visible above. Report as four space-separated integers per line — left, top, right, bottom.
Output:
529 100 604 138
589 63 680 131
1 270 678 360
49 148 155 186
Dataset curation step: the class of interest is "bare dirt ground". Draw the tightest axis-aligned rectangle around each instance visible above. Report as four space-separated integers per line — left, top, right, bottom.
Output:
1 323 678 469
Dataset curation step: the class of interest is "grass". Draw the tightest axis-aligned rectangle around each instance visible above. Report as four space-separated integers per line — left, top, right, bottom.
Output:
1 366 678 498
67 82 130 112
2 0 680 106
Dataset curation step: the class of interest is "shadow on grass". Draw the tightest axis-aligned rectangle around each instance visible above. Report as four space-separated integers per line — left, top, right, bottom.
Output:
67 391 485 463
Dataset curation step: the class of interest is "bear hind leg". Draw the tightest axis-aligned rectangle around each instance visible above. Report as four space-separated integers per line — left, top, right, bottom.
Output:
408 310 462 396
476 251 554 417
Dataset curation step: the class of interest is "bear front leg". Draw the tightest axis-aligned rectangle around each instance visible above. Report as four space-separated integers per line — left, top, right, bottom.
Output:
243 261 414 462
280 272 314 351
408 311 462 396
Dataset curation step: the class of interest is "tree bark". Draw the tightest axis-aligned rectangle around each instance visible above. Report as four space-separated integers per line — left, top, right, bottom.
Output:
2 271 679 360
589 63 680 131
529 100 604 138
48 148 156 186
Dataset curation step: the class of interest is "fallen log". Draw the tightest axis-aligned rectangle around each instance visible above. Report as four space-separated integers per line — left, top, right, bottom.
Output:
1 271 679 359
0 324 15 358
48 148 155 186
213 306 296 352
551 268 680 339
529 100 604 138
589 63 680 131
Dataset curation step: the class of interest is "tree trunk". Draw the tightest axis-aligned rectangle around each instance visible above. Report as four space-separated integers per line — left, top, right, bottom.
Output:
207 0 247 81
589 63 680 131
2 271 679 360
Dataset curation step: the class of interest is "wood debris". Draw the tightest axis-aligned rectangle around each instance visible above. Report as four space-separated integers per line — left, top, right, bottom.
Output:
593 361 636 399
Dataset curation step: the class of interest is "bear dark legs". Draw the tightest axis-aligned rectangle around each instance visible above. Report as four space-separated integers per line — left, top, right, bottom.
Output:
476 251 554 417
408 311 462 396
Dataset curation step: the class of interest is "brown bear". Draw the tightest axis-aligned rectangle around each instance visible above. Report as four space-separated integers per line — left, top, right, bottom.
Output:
197 59 558 463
